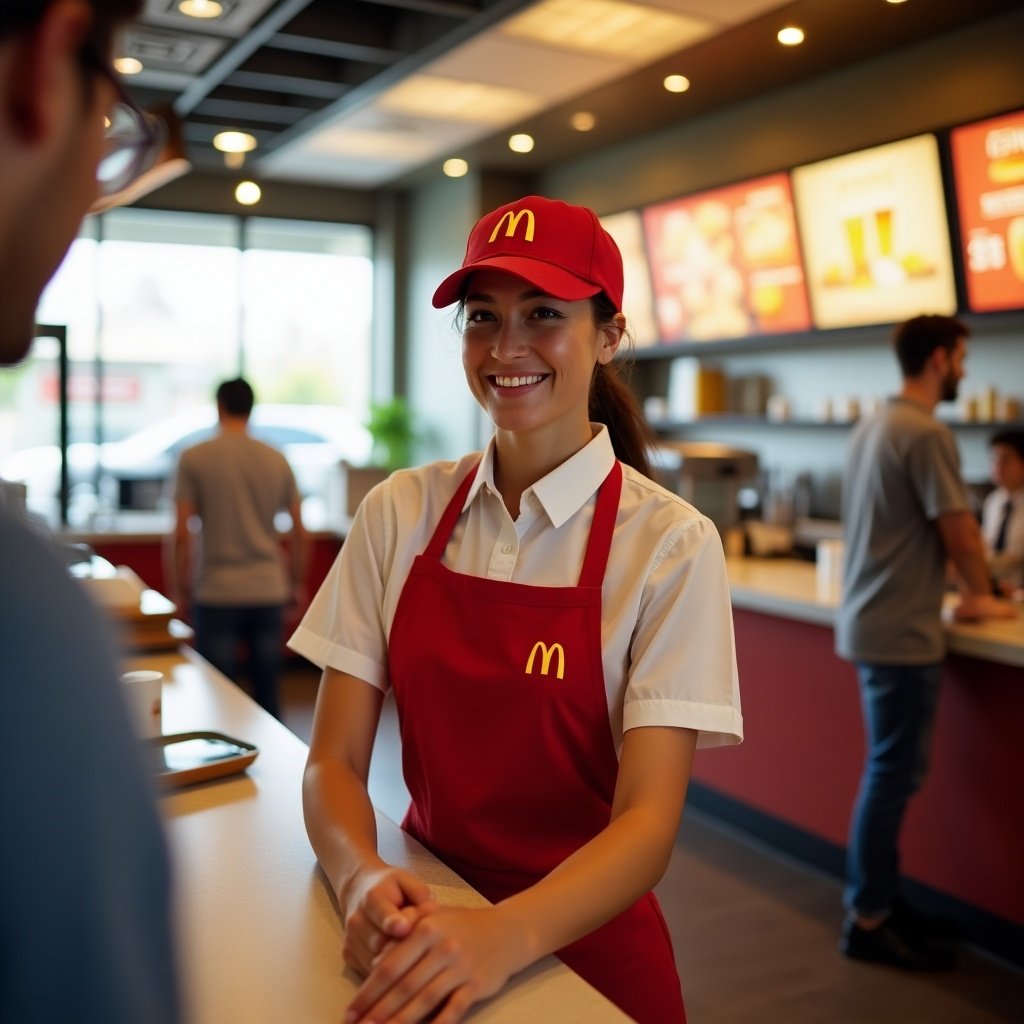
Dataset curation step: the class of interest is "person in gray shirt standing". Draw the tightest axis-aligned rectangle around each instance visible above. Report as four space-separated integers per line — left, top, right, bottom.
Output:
835 315 1014 971
168 378 309 718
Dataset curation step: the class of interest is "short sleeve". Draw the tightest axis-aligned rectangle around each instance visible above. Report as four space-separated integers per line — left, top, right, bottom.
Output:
287 481 391 690
622 515 743 749
906 428 969 521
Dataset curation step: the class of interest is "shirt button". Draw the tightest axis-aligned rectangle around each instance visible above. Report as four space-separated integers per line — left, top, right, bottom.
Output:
502 544 513 554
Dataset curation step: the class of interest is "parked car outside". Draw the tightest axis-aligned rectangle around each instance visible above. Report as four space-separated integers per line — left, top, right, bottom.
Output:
1 404 372 527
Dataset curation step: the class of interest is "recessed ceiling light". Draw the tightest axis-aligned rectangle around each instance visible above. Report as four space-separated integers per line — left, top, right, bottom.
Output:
113 57 142 75
443 158 469 177
213 131 257 154
777 26 805 46
235 181 261 206
571 111 596 132
178 0 223 18
886 0 909 4
663 75 690 94
509 133 535 154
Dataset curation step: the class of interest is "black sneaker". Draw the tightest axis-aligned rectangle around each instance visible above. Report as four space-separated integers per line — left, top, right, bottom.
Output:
891 897 962 946
839 915 957 971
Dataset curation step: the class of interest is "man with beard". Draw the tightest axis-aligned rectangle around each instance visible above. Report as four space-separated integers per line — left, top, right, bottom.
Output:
835 314 1014 972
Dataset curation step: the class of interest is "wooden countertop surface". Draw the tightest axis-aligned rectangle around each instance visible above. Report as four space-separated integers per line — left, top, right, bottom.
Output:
726 556 1024 668
123 649 629 1024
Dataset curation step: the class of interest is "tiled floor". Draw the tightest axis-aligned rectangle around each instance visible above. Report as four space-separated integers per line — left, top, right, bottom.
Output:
280 660 1023 1023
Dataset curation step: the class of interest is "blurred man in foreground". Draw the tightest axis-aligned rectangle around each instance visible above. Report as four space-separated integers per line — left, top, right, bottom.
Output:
0 2 180 1020
835 314 1015 973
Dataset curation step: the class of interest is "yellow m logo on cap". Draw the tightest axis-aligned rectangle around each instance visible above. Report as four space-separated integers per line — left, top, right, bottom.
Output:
525 641 564 680
489 208 535 244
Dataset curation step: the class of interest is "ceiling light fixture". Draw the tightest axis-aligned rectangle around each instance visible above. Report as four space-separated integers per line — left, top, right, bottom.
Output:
663 75 690 94
570 111 596 132
777 26 805 46
885 0 909 4
178 0 223 17
213 130 257 154
113 56 143 75
443 158 469 178
508 133 535 154
235 181 261 206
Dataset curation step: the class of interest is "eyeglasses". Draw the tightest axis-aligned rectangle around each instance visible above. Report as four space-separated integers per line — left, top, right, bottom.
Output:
80 42 167 198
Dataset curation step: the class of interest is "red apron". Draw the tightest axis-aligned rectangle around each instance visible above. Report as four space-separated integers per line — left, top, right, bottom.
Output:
388 461 685 1023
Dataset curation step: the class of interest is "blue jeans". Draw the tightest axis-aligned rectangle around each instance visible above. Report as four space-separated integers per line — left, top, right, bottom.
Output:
194 604 285 719
844 662 942 917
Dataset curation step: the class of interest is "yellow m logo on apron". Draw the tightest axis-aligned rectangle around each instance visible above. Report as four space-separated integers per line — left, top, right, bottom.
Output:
525 641 565 680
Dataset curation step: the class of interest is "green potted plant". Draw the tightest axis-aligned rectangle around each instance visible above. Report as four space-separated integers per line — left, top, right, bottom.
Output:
366 397 415 472
341 397 417 517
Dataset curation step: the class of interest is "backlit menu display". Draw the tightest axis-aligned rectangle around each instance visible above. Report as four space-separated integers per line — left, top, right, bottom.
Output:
951 108 1024 313
642 172 811 343
599 209 659 348
792 134 957 329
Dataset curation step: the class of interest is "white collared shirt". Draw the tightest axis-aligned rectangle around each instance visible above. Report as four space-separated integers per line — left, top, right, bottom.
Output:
982 485 1024 587
289 425 742 750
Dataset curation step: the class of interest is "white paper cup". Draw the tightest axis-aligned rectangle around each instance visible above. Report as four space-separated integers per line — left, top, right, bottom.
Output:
121 670 163 738
816 539 845 602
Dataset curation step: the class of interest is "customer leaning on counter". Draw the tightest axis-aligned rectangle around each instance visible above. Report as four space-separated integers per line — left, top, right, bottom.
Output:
836 315 1016 973
0 2 179 1022
290 196 743 1024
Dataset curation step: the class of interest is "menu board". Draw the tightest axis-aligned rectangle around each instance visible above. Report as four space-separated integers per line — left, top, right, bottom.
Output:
950 108 1024 313
641 172 811 343
792 134 957 329
599 210 659 348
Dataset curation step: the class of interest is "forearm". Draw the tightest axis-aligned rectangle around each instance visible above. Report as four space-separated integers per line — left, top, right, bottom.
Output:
948 536 993 596
302 759 385 910
493 803 679 970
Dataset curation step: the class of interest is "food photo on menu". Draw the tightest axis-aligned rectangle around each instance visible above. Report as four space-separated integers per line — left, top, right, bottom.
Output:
641 173 811 343
791 133 958 330
950 107 1024 313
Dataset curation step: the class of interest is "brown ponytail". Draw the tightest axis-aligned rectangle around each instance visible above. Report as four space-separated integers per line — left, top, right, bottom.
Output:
589 295 657 479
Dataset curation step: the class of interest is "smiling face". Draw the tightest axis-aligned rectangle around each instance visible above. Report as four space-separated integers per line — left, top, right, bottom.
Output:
460 269 621 459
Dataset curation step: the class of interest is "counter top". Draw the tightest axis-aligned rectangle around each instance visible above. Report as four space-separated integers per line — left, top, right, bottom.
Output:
124 649 629 1024
726 557 1024 668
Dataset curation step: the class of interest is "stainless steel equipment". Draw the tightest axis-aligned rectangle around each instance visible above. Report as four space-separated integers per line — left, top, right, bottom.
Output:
653 441 759 534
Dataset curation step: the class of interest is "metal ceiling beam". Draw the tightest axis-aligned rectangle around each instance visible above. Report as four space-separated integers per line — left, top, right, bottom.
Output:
174 0 318 116
225 70 347 100
268 33 405 64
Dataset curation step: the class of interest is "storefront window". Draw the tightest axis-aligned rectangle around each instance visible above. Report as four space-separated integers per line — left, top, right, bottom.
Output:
0 210 373 532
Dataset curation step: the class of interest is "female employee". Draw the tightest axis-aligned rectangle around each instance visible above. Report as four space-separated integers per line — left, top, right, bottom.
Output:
290 196 743 1024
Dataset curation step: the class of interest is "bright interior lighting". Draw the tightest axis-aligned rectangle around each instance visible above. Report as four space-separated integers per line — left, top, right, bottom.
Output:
663 75 690 94
113 57 143 75
508 133 535 154
379 77 540 127
178 0 224 17
214 131 258 154
777 26 805 46
501 0 711 63
235 181 262 206
443 158 469 178
570 111 596 132
886 0 910 4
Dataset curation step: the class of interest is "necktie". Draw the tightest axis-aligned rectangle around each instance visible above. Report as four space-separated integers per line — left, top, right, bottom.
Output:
993 498 1012 553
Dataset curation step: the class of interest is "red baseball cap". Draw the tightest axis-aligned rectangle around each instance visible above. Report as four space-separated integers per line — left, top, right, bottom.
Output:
431 195 624 311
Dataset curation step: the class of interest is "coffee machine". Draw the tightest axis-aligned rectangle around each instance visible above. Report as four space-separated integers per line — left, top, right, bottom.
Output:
652 441 759 535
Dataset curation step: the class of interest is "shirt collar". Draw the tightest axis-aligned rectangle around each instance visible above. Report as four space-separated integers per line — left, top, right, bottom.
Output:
463 424 616 527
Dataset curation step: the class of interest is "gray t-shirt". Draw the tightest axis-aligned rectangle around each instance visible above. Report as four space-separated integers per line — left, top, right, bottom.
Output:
174 431 300 605
835 396 970 665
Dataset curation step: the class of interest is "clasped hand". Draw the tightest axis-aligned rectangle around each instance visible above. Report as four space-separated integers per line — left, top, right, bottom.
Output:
342 866 522 1024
